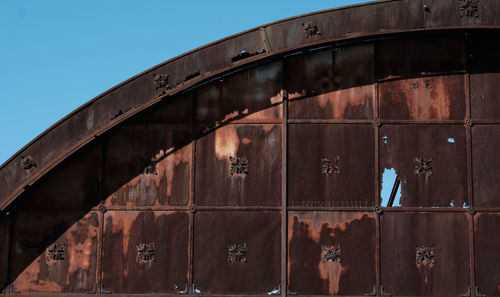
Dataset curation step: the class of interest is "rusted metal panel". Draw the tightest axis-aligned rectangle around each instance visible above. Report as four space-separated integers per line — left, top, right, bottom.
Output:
15 141 103 211
332 43 374 90
470 74 500 120
0 214 9 292
193 211 280 294
471 125 500 207
380 124 467 207
264 0 424 52
424 0 500 28
195 124 282 206
131 92 194 124
474 212 500 295
10 211 98 293
288 124 375 207
286 49 334 102
379 75 466 120
469 32 500 74
104 124 192 207
375 36 465 81
222 61 283 124
381 212 470 296
102 211 189 293
288 211 376 295
289 85 375 120
287 44 375 120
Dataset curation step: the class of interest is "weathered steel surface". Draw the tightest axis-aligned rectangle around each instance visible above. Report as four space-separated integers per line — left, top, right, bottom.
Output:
381 212 470 296
470 73 500 119
14 142 103 211
380 124 467 207
474 212 500 295
102 211 189 293
103 124 192 207
5 2 500 296
288 211 376 295
288 124 374 207
472 125 500 207
195 124 282 206
193 211 280 294
287 43 375 120
10 211 98 293
375 36 465 81
0 214 9 291
379 75 466 120
264 0 424 52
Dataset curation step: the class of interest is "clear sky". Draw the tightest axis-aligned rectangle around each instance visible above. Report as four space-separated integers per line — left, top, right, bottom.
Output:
0 0 369 165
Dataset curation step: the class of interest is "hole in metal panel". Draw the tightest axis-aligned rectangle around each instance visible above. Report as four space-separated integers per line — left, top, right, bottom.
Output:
381 168 402 207
448 137 455 143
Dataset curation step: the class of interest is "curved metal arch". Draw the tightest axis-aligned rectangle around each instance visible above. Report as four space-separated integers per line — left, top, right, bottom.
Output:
1 0 499 210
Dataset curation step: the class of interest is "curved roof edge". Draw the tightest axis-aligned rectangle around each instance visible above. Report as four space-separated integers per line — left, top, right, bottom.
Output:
1 0 498 210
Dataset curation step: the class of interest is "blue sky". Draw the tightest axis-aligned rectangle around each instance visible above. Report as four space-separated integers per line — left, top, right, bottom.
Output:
0 0 368 165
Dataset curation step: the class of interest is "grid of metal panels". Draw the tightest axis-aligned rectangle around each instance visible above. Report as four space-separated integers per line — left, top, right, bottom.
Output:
3 27 500 297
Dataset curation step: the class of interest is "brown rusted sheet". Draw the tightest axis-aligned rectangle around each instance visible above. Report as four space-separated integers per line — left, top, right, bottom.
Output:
474 212 500 295
469 32 500 74
264 0 424 52
15 141 103 211
380 124 467 207
0 214 9 291
131 91 193 124
288 211 376 295
193 211 280 294
10 211 98 293
102 211 189 293
472 125 500 207
286 49 334 101
289 85 375 120
424 0 500 28
376 36 465 81
379 75 466 120
194 62 283 133
381 212 470 296
288 124 375 207
333 43 375 90
221 61 283 123
104 124 192 207
470 74 500 119
195 124 282 206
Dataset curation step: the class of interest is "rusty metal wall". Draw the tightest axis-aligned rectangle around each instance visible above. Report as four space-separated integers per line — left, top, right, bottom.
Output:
4 23 500 297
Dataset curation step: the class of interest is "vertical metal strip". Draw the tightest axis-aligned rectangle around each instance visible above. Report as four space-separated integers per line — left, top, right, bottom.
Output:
465 70 476 295
374 80 382 296
189 132 196 292
97 141 106 294
281 59 288 297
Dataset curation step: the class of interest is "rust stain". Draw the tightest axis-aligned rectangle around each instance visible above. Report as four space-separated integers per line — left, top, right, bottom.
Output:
65 213 98 286
242 138 252 144
270 89 284 104
214 125 240 160
289 212 373 294
402 78 451 120
233 105 282 123
222 110 240 123
316 85 374 119
110 211 141 258
289 90 306 99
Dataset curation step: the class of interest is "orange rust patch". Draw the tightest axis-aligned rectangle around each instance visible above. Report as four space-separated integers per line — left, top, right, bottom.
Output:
242 138 252 144
315 85 374 119
289 90 306 99
214 125 240 160
233 105 282 123
270 89 284 104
